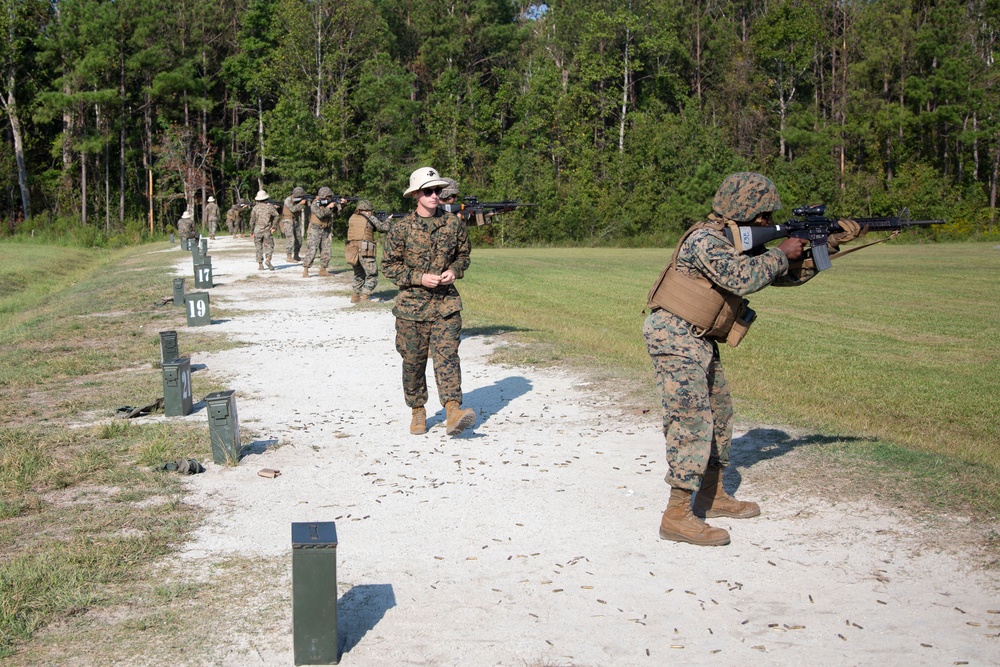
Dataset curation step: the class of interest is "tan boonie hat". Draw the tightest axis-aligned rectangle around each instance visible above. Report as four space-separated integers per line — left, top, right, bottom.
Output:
255 189 269 201
403 167 449 197
207 196 215 202
181 210 193 219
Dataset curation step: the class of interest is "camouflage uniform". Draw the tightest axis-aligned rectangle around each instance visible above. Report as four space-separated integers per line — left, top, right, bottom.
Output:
281 188 306 259
381 209 471 408
204 200 220 237
178 213 198 244
302 200 336 270
225 205 242 236
346 203 391 298
250 201 279 263
645 173 815 493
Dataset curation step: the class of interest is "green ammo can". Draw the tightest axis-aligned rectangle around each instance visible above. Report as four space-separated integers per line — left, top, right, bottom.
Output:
194 258 214 289
200 238 208 255
161 357 192 417
203 390 241 464
158 330 179 365
292 522 339 665
191 243 202 265
172 278 185 306
185 292 211 326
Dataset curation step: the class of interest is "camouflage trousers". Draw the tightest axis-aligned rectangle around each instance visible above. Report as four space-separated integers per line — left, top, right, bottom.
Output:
253 232 274 262
207 219 218 236
395 313 463 408
351 257 379 296
282 219 301 257
302 225 331 269
650 352 733 492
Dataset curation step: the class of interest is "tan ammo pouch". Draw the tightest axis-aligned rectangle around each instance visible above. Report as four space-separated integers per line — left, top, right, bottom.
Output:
646 218 749 345
725 299 755 348
309 211 330 230
344 241 359 265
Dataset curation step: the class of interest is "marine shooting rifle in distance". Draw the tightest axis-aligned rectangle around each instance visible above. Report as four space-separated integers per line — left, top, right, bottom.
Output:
293 194 360 206
440 196 536 226
723 204 945 271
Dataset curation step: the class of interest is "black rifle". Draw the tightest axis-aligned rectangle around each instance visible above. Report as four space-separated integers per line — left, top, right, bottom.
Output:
440 196 536 226
373 210 407 223
311 195 359 207
723 204 945 271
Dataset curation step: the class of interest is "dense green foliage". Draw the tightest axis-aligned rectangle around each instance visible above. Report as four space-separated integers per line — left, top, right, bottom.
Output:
1 0 998 245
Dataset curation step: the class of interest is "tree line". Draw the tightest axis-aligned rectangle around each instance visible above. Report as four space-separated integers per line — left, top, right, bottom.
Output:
1 0 997 246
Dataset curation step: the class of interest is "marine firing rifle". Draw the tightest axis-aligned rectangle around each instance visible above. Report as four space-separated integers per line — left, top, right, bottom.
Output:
723 204 945 271
440 196 536 226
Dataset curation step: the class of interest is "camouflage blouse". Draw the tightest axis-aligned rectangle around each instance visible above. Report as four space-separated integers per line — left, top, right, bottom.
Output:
382 210 471 321
249 202 278 234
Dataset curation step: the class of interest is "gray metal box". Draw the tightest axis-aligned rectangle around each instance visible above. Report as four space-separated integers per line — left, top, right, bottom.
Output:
185 292 211 326
172 278 185 306
158 330 179 365
200 238 208 255
162 357 192 417
191 243 203 265
204 390 241 464
292 522 339 665
194 259 213 289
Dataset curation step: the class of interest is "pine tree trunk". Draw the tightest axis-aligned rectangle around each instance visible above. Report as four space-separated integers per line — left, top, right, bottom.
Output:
3 78 30 221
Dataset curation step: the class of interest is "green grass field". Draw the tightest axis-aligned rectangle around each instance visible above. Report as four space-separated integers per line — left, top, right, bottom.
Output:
459 242 1000 487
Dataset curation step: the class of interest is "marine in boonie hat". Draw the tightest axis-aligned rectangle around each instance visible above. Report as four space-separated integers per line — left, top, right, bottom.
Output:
181 210 193 219
403 167 449 197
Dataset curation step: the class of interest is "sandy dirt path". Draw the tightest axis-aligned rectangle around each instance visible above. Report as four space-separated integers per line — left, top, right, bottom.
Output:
163 237 998 666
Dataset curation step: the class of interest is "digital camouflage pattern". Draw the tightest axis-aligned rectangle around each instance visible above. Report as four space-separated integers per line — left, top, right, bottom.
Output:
302 201 335 268
644 222 793 492
395 313 464 408
711 172 783 223
204 201 220 235
282 195 306 257
225 205 242 235
382 209 471 409
381 210 471 321
348 212 391 296
249 202 278 262
178 215 198 242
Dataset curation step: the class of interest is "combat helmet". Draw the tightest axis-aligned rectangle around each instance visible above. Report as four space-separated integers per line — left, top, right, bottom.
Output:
318 186 333 199
440 178 459 199
292 186 305 197
711 172 782 223
355 199 373 211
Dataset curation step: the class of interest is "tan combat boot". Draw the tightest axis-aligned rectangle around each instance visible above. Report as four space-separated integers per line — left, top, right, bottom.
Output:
693 466 760 519
410 407 427 435
318 267 330 277
659 488 730 546
350 293 361 304
258 262 264 270
359 294 370 302
302 267 309 278
286 253 293 263
444 401 476 436
265 259 274 270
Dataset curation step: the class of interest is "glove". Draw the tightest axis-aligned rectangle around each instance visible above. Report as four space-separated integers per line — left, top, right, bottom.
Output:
827 218 868 251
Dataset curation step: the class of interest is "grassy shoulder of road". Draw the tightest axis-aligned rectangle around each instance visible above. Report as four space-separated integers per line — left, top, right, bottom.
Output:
0 240 240 658
458 242 1000 520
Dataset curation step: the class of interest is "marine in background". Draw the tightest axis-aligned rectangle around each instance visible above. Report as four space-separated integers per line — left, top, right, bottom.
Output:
281 186 307 262
249 189 279 270
177 209 198 245
302 186 346 278
204 196 220 240
345 199 391 303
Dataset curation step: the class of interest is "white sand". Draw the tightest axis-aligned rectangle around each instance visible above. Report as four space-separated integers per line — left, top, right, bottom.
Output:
163 237 999 666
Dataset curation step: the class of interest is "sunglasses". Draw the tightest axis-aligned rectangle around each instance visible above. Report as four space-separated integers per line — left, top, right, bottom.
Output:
421 187 443 196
